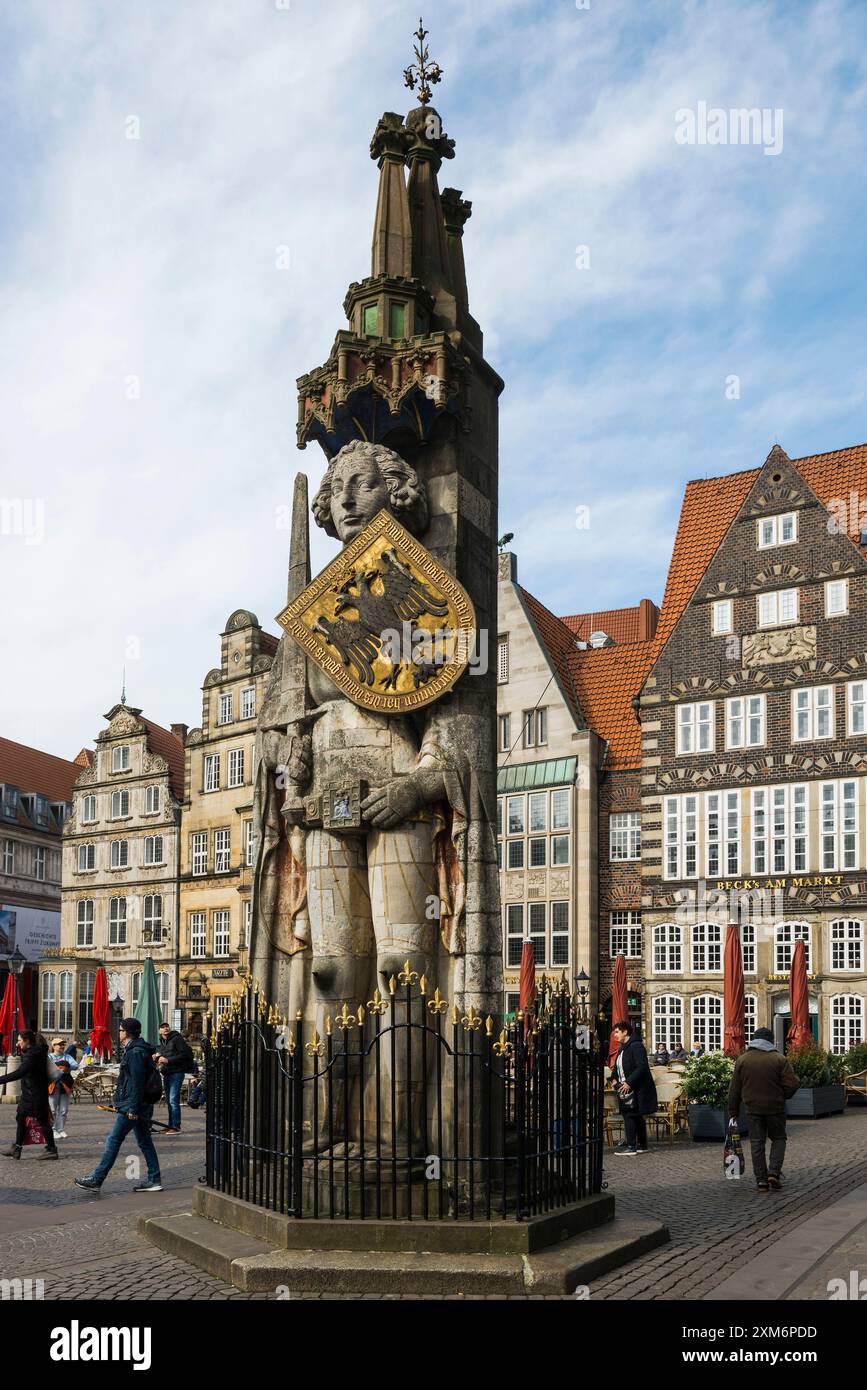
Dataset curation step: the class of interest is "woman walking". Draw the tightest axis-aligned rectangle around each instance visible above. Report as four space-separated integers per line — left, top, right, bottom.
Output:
48 1038 79 1138
611 1019 658 1156
0 1031 59 1159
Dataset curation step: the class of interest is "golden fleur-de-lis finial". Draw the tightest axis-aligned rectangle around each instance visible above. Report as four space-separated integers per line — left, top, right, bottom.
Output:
403 17 443 106
428 987 448 1016
398 959 419 987
305 1028 324 1057
336 1002 356 1031
367 988 388 1016
461 1005 482 1032
493 1029 514 1059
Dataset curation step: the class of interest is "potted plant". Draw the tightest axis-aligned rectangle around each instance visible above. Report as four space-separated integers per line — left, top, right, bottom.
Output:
681 1052 735 1140
785 1045 846 1118
843 1043 867 1104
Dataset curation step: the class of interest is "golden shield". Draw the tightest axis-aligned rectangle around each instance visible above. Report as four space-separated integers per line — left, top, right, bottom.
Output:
276 509 477 713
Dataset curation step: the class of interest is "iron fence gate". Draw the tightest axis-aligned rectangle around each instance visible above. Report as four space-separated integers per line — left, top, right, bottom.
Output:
204 971 604 1221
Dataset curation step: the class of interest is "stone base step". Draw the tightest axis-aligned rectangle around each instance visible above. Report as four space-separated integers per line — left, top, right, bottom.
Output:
139 1209 668 1295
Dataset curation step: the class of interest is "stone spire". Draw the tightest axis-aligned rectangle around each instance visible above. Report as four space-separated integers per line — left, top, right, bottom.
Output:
370 113 413 279
405 105 456 328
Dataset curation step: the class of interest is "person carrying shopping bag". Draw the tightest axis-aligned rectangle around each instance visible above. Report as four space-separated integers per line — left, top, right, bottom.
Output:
47 1038 79 1139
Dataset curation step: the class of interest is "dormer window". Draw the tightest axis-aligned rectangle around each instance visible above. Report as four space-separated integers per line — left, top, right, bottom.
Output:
757 512 797 549
2 787 18 818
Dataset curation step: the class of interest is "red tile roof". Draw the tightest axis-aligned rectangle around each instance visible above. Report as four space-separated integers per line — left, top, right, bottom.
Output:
141 719 186 800
568 642 654 769
656 441 867 650
0 737 83 803
561 600 659 645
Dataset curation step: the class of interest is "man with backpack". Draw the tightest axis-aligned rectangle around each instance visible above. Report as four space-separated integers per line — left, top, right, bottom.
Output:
153 1021 194 1134
73 1018 163 1194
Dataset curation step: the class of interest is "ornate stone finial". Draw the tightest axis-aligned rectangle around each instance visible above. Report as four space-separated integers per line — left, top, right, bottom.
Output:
120 666 126 707
403 17 443 106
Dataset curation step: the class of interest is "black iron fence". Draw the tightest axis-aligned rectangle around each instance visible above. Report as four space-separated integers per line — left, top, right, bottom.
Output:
204 971 604 1221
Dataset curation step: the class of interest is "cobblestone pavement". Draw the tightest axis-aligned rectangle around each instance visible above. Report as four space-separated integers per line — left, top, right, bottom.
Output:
2 1101 865 1300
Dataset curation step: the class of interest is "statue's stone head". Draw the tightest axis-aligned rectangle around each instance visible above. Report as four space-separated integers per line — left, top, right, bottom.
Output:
311 440 428 544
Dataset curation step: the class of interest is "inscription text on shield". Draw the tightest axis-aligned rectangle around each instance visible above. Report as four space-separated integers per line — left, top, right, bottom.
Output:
276 510 477 713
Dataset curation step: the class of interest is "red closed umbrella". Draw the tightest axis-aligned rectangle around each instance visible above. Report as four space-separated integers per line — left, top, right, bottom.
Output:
0 975 23 1056
787 938 812 1048
608 954 628 1067
518 940 536 1031
89 967 113 1060
723 924 746 1057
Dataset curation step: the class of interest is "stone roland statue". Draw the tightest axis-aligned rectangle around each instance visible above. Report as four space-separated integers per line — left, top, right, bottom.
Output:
249 440 498 1148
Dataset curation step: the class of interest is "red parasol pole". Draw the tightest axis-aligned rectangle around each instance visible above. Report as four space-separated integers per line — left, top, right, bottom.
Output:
787 938 812 1048
723 924 746 1057
608 954 629 1067
89 967 113 1061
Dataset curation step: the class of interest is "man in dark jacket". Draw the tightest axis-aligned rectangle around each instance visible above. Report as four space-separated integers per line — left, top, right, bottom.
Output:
0 1031 58 1159
153 1021 192 1134
611 1020 658 1155
728 1027 799 1191
73 1018 162 1194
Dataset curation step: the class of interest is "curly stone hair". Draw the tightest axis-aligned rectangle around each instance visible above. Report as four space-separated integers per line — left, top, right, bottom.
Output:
311 440 429 539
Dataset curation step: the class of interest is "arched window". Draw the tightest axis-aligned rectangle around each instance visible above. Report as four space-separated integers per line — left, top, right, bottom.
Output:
78 970 95 1032
58 971 73 1032
831 995 864 1055
692 923 723 974
745 993 758 1043
830 919 863 973
740 923 756 975
41 973 56 1032
691 994 723 1052
653 994 683 1049
774 922 811 974
653 924 682 974
143 894 163 944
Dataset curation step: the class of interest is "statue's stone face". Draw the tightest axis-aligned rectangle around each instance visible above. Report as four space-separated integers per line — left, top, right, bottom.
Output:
329 454 391 542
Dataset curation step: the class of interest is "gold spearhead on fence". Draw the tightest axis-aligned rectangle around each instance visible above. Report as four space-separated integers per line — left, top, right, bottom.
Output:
485 1015 493 1037
388 975 397 996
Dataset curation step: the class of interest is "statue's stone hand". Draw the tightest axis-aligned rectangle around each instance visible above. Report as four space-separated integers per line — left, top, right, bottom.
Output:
361 776 423 830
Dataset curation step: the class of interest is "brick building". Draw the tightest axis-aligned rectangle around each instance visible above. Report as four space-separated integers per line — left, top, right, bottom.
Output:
637 443 867 1055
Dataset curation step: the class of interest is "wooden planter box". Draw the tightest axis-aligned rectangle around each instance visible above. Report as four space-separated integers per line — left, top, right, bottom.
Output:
786 1085 846 1118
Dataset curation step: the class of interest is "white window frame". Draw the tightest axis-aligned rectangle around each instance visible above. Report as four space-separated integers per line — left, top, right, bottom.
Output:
41 973 56 1032
76 898 94 947
676 701 715 755
34 846 45 881
691 994 723 1052
227 748 245 788
692 923 723 974
744 993 758 1043
725 695 765 749
653 994 683 1050
213 909 231 958
243 899 252 948
144 835 164 867
81 794 97 823
111 745 131 773
664 795 698 880
757 512 797 549
792 685 835 742
218 692 233 726
609 812 641 862
550 900 570 968
610 910 643 960
58 971 73 1032
653 923 683 974
831 994 865 1055
830 919 863 973
145 785 161 815
191 831 208 876
498 714 510 752
110 839 129 869
847 680 865 737
77 843 95 872
190 911 207 958
740 923 756 975
757 589 798 628
108 896 128 946
143 893 162 943
245 819 254 867
214 828 230 874
712 599 732 635
110 789 130 819
505 903 524 969
204 754 221 792
774 921 812 974
241 687 256 720
825 578 849 617
820 781 858 872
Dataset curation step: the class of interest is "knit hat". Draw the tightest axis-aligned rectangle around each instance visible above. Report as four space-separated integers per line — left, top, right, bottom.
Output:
120 1017 141 1036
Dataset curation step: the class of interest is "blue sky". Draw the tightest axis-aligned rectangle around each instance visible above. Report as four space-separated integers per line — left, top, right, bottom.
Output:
2 0 867 756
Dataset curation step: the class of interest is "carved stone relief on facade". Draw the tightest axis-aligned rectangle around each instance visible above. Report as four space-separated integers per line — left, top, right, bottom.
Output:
742 625 816 667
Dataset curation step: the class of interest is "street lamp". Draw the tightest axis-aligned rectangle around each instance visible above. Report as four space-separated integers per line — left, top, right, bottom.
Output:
9 948 26 1050
573 967 589 1023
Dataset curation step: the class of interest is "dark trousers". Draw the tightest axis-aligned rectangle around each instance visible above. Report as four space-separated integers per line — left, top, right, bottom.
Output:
16 1107 56 1151
747 1111 786 1181
623 1112 648 1148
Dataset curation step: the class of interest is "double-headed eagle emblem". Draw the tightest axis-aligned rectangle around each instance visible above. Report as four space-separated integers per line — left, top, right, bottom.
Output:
277 510 476 713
